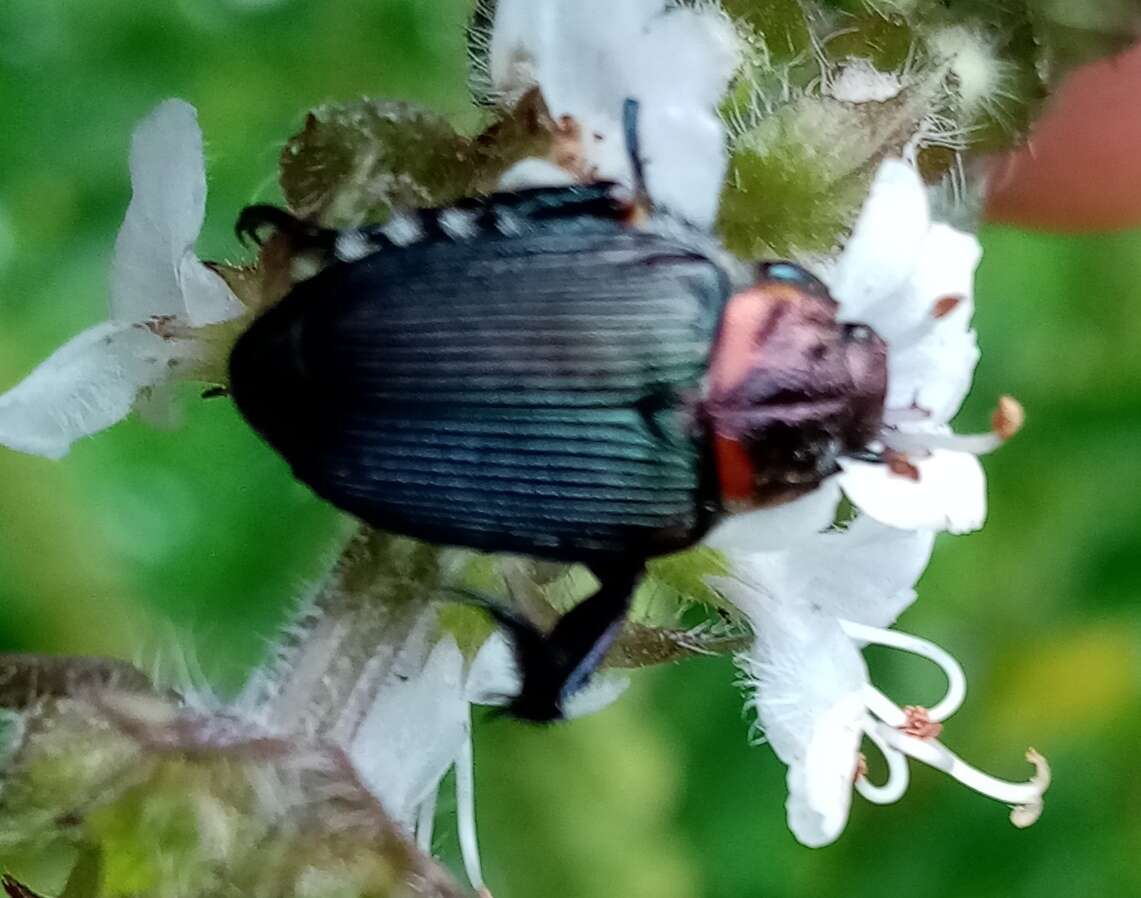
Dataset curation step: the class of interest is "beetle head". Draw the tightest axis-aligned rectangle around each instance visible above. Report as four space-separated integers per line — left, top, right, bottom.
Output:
702 262 888 510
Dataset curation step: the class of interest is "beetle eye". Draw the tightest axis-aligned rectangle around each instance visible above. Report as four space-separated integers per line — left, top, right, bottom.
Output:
758 261 830 297
764 262 807 283
844 323 875 343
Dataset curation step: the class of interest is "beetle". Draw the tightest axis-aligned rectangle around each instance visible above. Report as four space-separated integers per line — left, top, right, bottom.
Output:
228 105 888 722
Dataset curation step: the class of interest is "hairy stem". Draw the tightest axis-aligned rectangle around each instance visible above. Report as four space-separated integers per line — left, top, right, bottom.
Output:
239 526 444 746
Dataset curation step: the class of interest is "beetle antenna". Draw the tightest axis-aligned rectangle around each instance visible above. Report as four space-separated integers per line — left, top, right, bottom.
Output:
623 97 651 209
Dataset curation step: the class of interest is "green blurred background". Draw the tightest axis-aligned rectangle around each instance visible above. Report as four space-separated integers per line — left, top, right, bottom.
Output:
1 2 1139 896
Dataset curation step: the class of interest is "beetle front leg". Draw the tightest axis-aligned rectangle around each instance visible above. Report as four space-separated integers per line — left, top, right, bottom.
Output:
235 204 335 253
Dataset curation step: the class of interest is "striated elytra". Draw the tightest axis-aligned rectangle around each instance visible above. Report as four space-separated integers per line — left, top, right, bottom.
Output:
229 182 888 721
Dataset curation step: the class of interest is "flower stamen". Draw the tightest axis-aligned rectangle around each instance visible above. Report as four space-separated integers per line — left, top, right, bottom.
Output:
992 395 1025 441
415 787 438 853
882 395 1026 461
455 723 486 893
875 723 1050 826
839 621 967 722
856 723 910 805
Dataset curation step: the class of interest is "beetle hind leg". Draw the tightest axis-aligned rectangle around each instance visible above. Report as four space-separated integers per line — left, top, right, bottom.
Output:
466 561 643 723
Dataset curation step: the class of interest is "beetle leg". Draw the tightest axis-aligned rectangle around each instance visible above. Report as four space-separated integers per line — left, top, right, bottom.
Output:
234 204 335 253
470 560 643 723
549 560 643 700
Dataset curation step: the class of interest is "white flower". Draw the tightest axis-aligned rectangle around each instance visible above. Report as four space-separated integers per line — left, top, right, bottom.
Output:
0 99 245 459
350 627 626 894
715 519 1049 848
827 158 1021 534
488 0 740 227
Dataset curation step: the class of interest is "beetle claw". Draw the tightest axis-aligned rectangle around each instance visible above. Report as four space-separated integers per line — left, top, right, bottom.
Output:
235 204 333 252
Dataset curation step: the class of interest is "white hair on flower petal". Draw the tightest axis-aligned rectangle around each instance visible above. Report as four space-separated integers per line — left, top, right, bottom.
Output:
489 0 741 226
715 523 1049 848
0 99 246 459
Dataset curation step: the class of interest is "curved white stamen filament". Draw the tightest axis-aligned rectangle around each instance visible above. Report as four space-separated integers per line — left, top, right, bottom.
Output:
840 620 967 721
882 428 1002 457
455 721 486 892
415 787 438 854
862 684 908 727
875 722 1050 826
856 720 910 804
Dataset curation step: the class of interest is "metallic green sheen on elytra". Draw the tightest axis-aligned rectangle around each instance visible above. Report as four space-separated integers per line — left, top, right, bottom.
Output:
229 197 731 563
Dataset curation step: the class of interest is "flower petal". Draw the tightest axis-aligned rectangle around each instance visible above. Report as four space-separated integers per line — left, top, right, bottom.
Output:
110 100 206 321
466 631 520 706
703 479 842 552
886 310 980 425
177 254 245 327
490 0 734 225
350 636 470 827
798 517 934 628
904 225 981 331
830 159 930 322
639 104 726 226
726 516 933 629
785 697 865 847
110 99 242 327
632 9 740 111
858 224 982 345
727 583 867 846
487 0 555 96
0 320 196 459
838 450 986 534
561 672 630 718
727 577 868 766
495 0 661 117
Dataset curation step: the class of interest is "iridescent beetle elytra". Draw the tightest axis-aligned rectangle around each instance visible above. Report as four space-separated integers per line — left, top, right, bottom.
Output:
228 101 888 721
